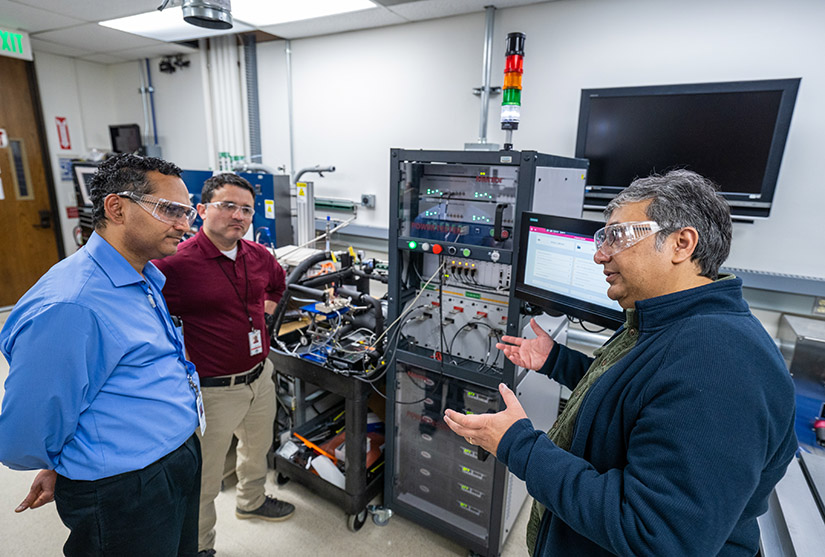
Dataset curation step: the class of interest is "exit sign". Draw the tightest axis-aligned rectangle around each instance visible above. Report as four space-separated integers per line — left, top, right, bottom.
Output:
0 26 32 61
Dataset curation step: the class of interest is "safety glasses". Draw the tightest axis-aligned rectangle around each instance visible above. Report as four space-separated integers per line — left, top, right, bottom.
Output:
117 191 198 227
593 220 662 256
203 201 255 218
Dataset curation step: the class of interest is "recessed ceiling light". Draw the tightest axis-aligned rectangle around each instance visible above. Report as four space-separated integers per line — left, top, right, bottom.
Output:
100 6 252 42
232 0 377 27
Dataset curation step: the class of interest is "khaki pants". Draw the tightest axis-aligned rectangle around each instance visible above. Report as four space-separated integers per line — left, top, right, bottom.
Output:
197 358 276 551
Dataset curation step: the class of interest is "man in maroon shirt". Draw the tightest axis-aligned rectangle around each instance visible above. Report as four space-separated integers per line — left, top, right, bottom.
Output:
154 173 294 557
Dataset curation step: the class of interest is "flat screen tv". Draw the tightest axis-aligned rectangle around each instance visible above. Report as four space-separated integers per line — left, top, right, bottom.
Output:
514 212 624 330
575 78 800 219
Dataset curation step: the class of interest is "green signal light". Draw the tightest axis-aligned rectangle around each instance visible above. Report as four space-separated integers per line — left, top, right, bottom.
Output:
408 241 418 250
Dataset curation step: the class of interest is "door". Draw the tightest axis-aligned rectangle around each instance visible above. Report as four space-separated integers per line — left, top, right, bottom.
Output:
0 55 61 307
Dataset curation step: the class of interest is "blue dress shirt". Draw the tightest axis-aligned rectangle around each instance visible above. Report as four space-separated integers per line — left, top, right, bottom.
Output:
0 232 200 480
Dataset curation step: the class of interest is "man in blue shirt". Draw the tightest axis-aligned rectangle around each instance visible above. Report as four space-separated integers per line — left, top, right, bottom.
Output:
0 154 204 556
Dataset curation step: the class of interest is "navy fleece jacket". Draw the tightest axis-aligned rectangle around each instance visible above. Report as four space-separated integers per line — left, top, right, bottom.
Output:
498 277 797 556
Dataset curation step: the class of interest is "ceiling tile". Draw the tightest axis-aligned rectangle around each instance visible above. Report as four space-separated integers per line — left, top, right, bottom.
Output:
78 52 131 65
386 0 551 21
257 7 407 40
30 36 94 57
32 22 164 52
0 0 85 32
12 0 160 22
10 0 553 61
109 42 199 61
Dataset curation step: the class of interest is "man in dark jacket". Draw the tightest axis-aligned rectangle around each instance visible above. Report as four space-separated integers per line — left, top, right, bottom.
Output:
444 170 797 556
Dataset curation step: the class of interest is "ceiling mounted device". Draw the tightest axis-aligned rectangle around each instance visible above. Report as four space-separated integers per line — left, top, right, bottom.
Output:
157 0 233 30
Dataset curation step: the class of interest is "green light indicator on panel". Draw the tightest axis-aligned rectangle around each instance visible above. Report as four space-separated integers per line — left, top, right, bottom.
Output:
408 241 418 250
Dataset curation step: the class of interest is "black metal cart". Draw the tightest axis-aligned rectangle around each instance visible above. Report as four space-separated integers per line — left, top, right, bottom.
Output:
269 350 384 531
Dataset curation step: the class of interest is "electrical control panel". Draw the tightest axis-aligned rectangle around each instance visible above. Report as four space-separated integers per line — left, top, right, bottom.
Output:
399 162 518 250
402 285 509 366
386 149 588 557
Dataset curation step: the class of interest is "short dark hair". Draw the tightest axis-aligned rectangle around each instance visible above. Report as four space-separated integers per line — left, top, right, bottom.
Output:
605 170 732 279
201 173 255 204
89 154 182 229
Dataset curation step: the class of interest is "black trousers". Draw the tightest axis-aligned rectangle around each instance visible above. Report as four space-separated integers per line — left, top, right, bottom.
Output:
54 434 202 557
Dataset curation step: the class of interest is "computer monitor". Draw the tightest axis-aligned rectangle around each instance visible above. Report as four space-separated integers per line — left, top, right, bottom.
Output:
575 78 800 219
109 124 142 154
72 162 98 207
514 212 624 330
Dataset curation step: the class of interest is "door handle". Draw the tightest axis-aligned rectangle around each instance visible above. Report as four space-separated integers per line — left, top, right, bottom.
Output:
32 210 52 229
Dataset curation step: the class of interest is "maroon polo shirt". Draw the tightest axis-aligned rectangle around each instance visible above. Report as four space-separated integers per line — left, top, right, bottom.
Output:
154 230 286 377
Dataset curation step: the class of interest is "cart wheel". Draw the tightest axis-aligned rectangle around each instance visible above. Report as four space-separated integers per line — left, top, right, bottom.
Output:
347 509 368 532
368 504 392 526
276 473 290 485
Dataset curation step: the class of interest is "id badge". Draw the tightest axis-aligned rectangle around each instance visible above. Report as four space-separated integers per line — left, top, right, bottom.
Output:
249 329 263 356
197 390 207 435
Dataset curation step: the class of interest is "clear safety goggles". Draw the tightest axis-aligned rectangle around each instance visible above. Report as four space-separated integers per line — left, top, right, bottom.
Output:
117 191 198 227
593 220 662 256
203 201 255 218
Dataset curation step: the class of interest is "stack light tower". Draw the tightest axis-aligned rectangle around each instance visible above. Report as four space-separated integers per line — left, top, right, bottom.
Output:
500 32 526 150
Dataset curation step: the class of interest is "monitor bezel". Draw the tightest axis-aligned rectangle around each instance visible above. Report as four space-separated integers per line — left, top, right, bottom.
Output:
575 78 800 219
72 162 98 207
514 212 625 331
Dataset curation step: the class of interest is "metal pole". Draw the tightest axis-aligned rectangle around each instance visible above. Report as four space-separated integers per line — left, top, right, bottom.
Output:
478 6 496 144
286 40 296 182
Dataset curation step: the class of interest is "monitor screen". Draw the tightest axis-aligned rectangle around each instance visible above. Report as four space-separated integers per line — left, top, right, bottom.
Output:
514 212 624 330
575 79 800 219
109 124 142 154
72 162 98 207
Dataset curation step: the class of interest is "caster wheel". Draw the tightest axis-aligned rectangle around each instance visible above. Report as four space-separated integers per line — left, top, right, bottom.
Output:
276 473 290 485
368 504 392 526
347 509 368 532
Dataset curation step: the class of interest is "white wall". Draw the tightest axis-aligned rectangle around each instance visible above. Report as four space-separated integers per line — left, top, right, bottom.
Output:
254 0 825 279
258 14 489 231
37 0 825 281
109 54 210 170
34 52 210 257
34 52 116 256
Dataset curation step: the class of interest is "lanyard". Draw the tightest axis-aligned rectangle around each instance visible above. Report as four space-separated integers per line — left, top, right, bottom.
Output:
216 250 256 332
140 279 199 393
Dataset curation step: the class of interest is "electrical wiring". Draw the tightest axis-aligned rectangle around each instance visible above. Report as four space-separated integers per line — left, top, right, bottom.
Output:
369 261 445 350
446 320 502 372
568 315 607 334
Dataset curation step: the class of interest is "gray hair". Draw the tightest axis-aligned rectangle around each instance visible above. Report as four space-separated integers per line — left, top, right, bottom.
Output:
604 170 732 279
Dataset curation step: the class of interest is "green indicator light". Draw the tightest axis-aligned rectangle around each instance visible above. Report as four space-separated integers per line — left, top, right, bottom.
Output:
462 466 470 472
408 241 417 249
462 248 471 257
502 88 521 105
468 391 476 396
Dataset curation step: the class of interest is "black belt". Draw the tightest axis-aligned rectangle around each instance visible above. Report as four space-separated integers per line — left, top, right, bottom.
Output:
199 362 264 388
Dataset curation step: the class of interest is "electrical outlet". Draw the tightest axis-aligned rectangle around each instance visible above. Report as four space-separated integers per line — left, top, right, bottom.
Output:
361 194 376 208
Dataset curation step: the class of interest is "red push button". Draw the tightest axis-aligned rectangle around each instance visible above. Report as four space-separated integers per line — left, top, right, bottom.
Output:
432 244 443 254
